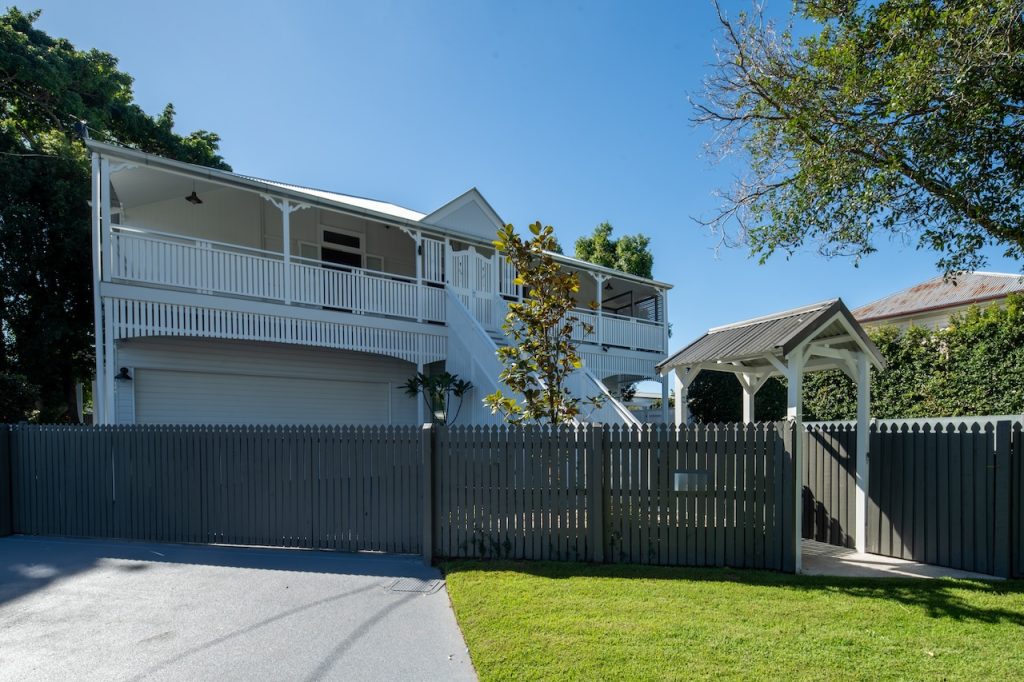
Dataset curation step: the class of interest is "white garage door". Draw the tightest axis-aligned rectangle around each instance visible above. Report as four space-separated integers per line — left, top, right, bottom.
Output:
133 369 392 425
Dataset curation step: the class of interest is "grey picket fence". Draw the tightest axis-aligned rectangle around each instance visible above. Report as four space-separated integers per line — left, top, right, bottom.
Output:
432 423 797 571
804 419 1023 578
12 419 1018 576
3 424 423 554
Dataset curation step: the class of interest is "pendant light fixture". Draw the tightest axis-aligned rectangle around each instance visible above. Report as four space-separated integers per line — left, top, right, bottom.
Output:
185 180 203 205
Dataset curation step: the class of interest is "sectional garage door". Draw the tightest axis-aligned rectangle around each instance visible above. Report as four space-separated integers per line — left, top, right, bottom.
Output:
133 369 392 425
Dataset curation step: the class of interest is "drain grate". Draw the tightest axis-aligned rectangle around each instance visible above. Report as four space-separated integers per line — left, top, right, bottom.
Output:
385 577 443 594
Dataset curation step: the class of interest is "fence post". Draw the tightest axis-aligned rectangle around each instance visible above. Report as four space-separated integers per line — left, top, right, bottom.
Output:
0 425 11 537
422 422 435 566
587 424 606 563
994 420 1012 578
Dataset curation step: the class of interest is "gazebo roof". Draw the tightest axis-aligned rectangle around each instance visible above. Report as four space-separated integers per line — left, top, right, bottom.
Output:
657 298 885 376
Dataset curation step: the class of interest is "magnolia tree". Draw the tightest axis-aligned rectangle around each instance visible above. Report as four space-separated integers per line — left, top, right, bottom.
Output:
484 222 604 425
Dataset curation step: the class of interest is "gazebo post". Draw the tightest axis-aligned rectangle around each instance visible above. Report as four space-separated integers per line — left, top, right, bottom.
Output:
738 372 768 424
855 353 871 553
672 367 697 427
741 388 756 425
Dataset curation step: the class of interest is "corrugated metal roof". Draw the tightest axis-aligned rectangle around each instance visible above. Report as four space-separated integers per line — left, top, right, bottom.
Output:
659 300 837 369
252 178 427 222
853 272 1024 322
658 298 884 372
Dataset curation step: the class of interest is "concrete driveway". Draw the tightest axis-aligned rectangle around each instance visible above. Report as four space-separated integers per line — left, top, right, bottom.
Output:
0 536 475 681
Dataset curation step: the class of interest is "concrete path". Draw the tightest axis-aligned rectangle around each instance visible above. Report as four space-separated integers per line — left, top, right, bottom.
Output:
801 540 1001 579
0 536 476 681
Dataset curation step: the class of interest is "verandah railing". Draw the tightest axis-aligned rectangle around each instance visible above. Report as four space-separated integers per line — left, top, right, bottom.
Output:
109 226 444 323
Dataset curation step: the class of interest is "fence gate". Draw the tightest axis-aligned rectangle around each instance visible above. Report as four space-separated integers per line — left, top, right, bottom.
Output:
6 424 423 554
804 420 1021 578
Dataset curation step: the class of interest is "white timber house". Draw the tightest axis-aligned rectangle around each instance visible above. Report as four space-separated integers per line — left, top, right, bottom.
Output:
87 141 672 426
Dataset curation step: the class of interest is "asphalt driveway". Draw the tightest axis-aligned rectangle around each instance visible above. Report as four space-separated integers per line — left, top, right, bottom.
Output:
0 536 475 681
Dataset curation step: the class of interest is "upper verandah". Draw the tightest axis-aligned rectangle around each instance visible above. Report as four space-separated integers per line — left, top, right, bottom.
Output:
86 139 672 292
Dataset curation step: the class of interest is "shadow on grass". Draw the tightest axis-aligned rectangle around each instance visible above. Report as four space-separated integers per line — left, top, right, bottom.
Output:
440 559 1024 626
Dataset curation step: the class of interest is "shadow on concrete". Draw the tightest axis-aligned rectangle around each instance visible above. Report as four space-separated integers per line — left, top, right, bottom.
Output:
0 535 436 607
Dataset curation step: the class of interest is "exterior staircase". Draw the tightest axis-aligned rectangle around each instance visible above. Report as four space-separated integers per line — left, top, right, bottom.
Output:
445 290 640 426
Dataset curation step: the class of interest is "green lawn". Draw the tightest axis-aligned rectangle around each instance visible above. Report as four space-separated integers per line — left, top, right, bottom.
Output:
443 561 1024 681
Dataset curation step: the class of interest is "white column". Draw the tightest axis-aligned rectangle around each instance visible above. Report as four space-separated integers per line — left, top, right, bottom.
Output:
100 157 112 279
412 230 423 322
740 373 767 424
660 374 670 424
281 201 292 304
104 304 116 424
855 353 871 553
742 385 756 424
444 238 452 285
659 289 669 354
786 351 805 573
672 366 693 426
594 274 605 346
91 153 105 424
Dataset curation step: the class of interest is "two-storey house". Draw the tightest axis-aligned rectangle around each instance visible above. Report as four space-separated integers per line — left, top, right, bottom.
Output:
87 140 671 426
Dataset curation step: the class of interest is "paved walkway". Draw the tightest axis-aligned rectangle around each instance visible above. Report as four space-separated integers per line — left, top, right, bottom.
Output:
0 536 476 681
801 540 1001 579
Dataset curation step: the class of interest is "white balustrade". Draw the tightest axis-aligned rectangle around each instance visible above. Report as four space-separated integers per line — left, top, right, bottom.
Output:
600 311 664 352
111 229 284 300
109 226 666 352
110 226 444 324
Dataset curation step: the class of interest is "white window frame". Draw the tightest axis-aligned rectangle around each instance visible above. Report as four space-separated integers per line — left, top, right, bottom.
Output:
319 226 364 268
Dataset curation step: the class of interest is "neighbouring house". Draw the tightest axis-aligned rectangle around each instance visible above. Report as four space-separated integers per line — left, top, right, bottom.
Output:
86 140 671 426
853 271 1024 331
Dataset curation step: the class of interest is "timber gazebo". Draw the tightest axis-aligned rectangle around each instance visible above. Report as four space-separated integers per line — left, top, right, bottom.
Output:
656 298 885 571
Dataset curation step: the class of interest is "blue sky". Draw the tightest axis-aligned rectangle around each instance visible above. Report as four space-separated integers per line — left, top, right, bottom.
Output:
27 0 1022 346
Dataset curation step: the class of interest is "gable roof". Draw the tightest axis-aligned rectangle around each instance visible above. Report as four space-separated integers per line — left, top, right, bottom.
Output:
853 272 1024 323
423 187 504 227
657 298 884 373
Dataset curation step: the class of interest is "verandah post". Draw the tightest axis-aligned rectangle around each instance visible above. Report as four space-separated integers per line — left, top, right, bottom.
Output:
422 422 435 566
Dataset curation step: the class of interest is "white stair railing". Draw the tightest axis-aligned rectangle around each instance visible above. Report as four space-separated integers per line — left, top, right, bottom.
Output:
444 289 508 425
566 368 642 427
